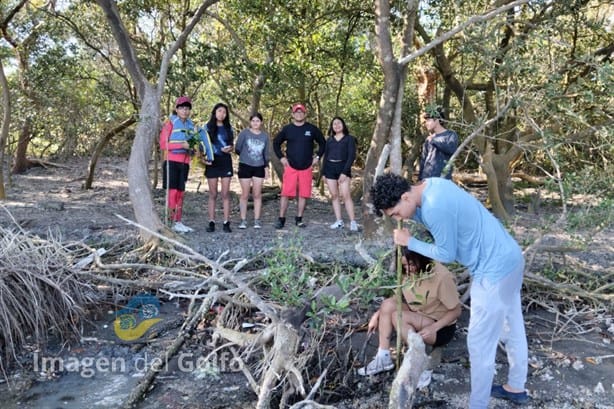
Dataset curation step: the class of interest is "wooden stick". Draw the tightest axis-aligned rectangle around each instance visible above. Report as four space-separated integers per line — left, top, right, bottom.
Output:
395 219 403 368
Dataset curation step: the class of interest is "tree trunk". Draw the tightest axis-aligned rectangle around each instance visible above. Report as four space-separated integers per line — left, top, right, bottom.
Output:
249 44 274 117
127 86 164 240
480 147 509 221
11 117 34 174
389 75 406 174
0 58 9 199
95 0 218 241
493 151 515 216
361 75 400 235
361 0 418 236
84 116 136 190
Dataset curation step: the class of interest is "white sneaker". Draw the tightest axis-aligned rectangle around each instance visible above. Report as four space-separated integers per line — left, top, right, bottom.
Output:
349 220 359 232
329 220 344 229
357 354 394 376
172 222 191 233
238 220 248 229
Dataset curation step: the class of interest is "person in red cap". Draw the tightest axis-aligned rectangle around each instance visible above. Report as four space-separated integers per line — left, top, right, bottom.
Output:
160 96 198 233
273 103 326 228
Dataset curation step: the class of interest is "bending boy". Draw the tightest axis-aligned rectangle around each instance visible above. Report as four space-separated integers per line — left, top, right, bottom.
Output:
370 174 529 408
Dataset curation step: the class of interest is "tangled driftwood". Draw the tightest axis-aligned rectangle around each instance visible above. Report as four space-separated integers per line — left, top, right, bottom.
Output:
111 216 315 409
2 207 611 408
0 220 97 375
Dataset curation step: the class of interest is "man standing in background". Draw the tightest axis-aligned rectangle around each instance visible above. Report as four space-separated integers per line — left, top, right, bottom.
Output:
419 106 458 180
273 103 326 229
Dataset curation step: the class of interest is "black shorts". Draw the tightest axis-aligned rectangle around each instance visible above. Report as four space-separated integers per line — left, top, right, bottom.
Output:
205 154 233 179
162 161 189 191
433 323 456 347
322 160 351 180
238 163 265 179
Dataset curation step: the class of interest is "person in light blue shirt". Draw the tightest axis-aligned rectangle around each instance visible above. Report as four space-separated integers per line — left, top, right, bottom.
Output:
370 173 529 409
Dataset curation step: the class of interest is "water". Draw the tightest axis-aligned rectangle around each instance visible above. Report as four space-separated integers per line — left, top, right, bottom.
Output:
3 371 137 409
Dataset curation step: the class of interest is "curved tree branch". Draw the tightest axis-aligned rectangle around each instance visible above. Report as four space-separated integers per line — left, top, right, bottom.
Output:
399 0 530 65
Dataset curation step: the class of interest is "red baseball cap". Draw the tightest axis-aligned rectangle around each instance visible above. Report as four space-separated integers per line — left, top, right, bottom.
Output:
175 96 192 107
291 103 306 113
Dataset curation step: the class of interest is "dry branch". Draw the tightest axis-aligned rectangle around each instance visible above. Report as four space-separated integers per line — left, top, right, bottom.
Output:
255 321 305 409
0 223 98 373
524 272 612 302
113 214 310 408
388 331 429 409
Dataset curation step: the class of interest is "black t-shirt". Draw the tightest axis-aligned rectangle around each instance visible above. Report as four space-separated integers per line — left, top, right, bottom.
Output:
273 122 326 170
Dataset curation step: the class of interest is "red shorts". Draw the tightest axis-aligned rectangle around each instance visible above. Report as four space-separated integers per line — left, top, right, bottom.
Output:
281 166 313 198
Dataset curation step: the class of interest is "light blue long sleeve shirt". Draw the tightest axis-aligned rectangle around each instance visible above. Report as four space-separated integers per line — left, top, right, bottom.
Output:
408 178 523 282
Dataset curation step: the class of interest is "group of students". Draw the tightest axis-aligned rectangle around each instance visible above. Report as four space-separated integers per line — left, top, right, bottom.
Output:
160 97 359 234
162 96 529 407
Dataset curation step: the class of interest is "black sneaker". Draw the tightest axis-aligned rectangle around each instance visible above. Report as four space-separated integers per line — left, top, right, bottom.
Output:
275 217 286 229
295 216 306 228
206 221 215 232
223 221 232 233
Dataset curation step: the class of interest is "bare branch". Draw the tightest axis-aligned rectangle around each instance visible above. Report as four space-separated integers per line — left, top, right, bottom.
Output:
159 0 220 91
398 0 530 65
443 99 515 175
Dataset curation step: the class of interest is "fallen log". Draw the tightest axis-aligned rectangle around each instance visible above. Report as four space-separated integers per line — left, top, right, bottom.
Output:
388 331 429 409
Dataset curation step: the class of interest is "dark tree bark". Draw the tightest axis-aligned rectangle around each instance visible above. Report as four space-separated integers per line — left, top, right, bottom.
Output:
84 116 136 190
0 58 10 199
11 117 34 174
2 1 41 175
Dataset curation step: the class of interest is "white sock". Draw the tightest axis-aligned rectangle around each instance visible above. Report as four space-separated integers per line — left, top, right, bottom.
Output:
376 348 390 358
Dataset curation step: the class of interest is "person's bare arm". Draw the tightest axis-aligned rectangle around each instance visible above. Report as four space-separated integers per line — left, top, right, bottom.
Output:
418 304 461 340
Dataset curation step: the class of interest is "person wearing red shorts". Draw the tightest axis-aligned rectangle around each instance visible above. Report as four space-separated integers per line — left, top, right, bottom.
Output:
273 103 326 228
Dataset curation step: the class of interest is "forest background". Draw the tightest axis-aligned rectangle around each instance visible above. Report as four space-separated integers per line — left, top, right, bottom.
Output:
0 0 611 235
0 1 612 408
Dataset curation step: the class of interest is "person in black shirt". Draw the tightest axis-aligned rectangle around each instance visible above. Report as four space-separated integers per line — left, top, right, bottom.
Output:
203 102 234 233
419 106 458 180
321 117 359 232
273 103 325 228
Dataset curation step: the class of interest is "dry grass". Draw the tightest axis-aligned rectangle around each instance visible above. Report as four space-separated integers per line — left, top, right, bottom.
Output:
0 224 98 375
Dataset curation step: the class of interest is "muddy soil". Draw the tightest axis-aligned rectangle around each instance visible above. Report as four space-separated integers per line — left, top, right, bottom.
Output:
0 158 612 409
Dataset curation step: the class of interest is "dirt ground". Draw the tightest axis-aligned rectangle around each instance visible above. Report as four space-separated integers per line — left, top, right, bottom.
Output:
0 157 612 409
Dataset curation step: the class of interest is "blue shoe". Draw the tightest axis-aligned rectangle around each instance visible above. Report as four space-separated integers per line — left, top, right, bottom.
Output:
491 384 529 405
